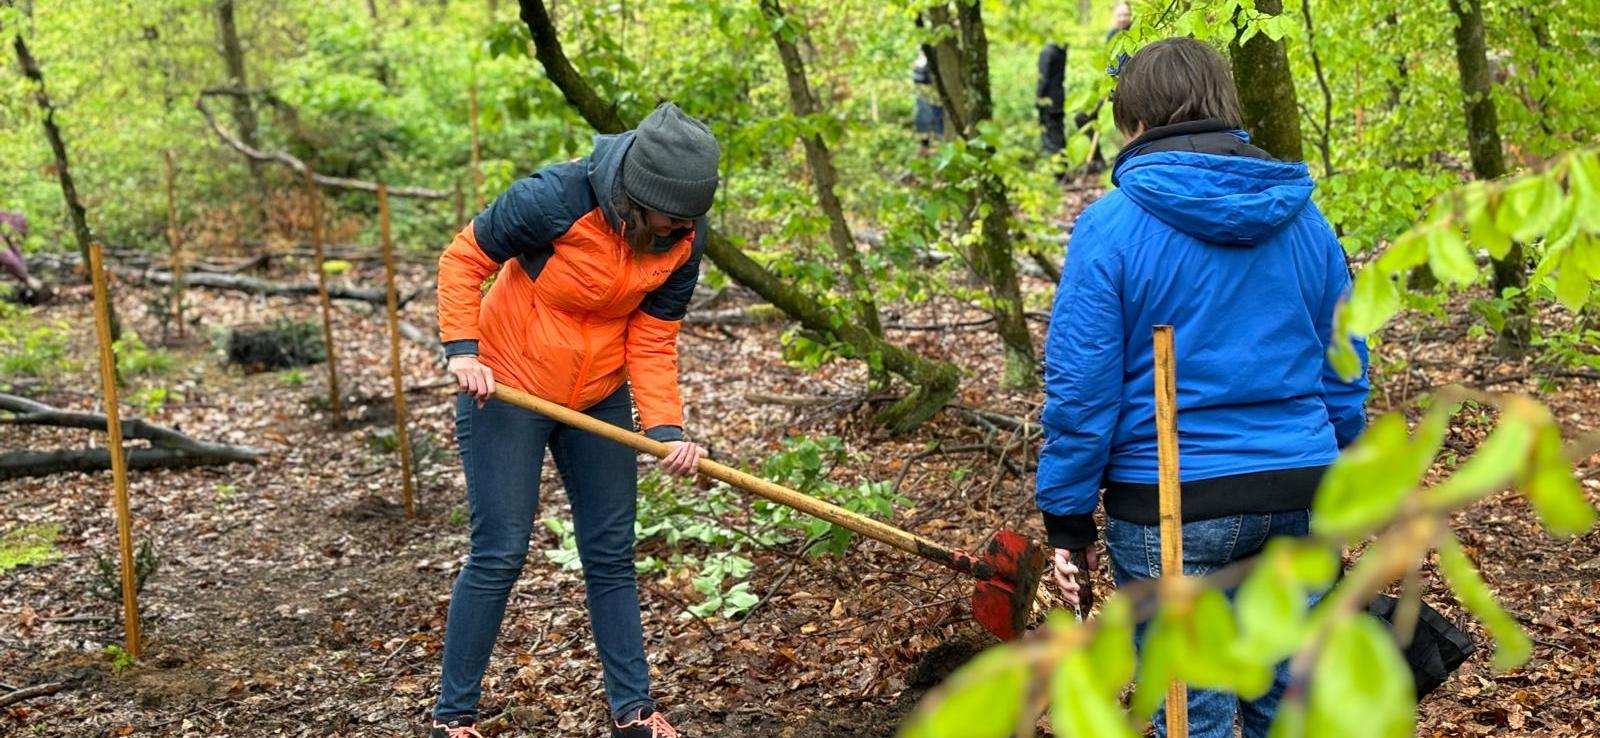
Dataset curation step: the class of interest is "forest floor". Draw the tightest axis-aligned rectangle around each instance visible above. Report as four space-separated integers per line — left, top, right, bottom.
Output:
3 205 1599 737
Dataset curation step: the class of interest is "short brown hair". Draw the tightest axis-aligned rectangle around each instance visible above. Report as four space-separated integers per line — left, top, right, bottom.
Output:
1112 38 1244 136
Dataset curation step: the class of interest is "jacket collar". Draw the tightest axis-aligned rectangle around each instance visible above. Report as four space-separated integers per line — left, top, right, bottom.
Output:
1112 119 1270 186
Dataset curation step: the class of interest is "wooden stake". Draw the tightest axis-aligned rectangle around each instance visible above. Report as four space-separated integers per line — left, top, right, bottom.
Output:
88 242 141 659
162 151 185 339
453 180 465 226
378 184 416 517
1153 324 1187 737
468 76 485 210
303 168 344 429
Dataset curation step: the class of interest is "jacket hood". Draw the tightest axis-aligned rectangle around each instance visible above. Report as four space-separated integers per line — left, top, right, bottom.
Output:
587 131 635 232
1112 124 1314 246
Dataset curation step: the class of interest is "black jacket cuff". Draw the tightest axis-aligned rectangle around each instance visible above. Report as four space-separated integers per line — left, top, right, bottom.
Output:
643 425 685 443
1042 512 1097 551
443 339 480 358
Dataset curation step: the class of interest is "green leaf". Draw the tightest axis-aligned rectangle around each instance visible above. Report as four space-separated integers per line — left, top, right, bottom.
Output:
1066 134 1093 168
1130 612 1180 720
1465 189 1514 260
898 645 1027 738
1236 540 1311 659
1182 589 1270 696
1502 175 1564 243
1326 328 1362 382
1438 534 1531 671
1313 411 1441 541
1375 230 1428 273
1084 596 1137 695
1306 613 1416 738
1266 698 1306 738
1347 267 1400 335
1429 409 1536 507
1555 246 1592 312
1426 227 1478 285
1567 151 1600 231
1523 425 1598 537
1050 648 1139 738
1571 233 1600 280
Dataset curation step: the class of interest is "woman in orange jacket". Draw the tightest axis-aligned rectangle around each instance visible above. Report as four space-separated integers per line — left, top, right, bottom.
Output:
428 103 716 738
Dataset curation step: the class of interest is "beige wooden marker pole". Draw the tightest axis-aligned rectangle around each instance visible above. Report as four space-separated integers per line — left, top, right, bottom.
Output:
468 76 485 210
1153 324 1187 737
377 184 416 517
162 151 185 339
302 168 344 429
89 242 142 658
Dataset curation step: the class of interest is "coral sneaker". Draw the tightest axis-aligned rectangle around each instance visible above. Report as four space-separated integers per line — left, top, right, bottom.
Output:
429 717 483 738
612 707 680 738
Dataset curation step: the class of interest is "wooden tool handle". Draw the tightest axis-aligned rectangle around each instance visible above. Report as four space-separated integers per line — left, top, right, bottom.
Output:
492 383 987 576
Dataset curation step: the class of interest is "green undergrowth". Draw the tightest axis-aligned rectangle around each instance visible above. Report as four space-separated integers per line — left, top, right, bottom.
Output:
0 523 62 574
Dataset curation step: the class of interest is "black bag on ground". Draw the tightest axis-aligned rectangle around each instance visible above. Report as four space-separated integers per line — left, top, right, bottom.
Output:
1366 594 1475 698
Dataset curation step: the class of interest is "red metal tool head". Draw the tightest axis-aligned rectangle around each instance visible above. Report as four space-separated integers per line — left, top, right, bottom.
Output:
971 530 1049 641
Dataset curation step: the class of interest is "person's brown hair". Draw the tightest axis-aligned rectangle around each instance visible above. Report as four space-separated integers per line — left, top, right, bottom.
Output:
1112 38 1244 136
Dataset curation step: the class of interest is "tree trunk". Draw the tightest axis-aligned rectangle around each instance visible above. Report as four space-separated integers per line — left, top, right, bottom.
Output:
919 4 966 136
213 0 263 182
759 0 883 345
515 0 960 431
1448 0 1527 354
11 22 122 338
952 1 1036 389
1230 0 1304 162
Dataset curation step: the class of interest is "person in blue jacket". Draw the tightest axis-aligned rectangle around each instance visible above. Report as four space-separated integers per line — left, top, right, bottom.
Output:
1038 37 1368 738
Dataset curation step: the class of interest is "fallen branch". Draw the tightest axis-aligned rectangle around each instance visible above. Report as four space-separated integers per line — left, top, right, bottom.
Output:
0 681 66 709
0 394 268 479
196 89 449 200
108 264 413 306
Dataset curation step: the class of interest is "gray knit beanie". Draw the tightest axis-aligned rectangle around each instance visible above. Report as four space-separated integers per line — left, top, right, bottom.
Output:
621 102 721 220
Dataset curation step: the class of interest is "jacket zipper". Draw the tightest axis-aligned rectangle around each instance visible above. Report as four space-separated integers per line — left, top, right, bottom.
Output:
567 232 638 407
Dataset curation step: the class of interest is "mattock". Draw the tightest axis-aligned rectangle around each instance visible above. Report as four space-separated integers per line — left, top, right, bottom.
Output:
493 383 1049 640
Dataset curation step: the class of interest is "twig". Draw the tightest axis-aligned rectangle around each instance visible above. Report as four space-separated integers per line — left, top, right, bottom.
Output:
640 581 720 640
0 681 66 709
196 89 449 200
737 533 829 630
41 615 111 624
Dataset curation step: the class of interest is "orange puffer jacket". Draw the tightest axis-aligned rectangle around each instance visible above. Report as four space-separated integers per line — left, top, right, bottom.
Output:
437 133 703 441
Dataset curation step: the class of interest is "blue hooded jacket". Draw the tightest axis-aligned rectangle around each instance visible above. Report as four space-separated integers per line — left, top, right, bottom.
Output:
1036 121 1369 551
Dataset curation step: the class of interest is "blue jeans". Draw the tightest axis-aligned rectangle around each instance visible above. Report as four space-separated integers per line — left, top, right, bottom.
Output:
433 386 650 722
1103 510 1312 738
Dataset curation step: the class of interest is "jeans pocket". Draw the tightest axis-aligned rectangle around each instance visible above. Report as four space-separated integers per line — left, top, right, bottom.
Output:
1179 515 1245 575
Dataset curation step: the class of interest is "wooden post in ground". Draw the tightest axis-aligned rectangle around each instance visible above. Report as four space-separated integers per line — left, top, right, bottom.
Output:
454 180 465 226
1153 324 1187 737
162 151 185 339
88 242 142 658
302 168 344 429
468 76 485 210
377 183 416 517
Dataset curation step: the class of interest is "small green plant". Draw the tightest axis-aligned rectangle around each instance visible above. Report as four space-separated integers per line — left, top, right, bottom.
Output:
0 316 71 382
0 523 61 574
86 539 161 604
322 259 354 275
687 552 760 619
114 333 174 377
214 482 237 501
279 368 308 386
129 386 174 415
104 644 136 673
447 505 468 527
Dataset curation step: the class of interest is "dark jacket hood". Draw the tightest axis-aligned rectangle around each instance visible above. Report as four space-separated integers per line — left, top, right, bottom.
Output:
587 131 635 232
1112 120 1315 246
